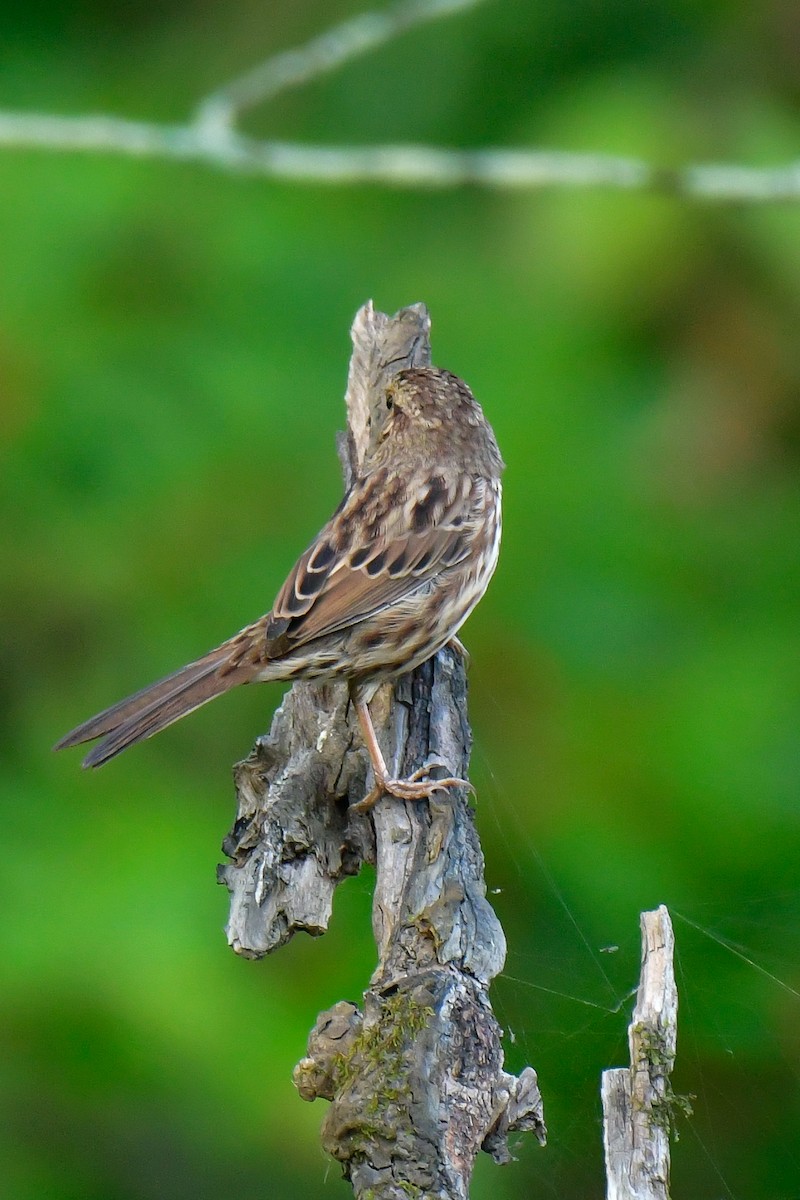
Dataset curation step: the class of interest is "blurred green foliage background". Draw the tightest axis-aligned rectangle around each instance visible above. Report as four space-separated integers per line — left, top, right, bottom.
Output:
2 1 800 1196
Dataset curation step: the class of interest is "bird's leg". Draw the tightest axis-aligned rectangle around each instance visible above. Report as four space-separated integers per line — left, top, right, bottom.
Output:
446 635 470 666
351 696 473 813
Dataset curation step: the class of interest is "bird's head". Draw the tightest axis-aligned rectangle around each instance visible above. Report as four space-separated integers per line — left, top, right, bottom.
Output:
370 366 504 477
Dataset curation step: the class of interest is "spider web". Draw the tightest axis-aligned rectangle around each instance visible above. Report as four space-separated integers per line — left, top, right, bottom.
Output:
470 738 800 1200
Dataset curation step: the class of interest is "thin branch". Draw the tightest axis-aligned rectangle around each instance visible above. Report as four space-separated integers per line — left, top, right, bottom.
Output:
194 0 489 136
2 0 800 200
4 109 800 199
0 111 647 185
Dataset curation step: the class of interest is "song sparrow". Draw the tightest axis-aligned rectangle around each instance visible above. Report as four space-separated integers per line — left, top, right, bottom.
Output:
56 366 504 810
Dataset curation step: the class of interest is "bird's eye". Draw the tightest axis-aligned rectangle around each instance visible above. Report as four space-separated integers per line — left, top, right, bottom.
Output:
386 396 393 410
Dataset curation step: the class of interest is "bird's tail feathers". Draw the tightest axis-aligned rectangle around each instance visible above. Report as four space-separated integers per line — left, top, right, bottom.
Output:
55 628 266 768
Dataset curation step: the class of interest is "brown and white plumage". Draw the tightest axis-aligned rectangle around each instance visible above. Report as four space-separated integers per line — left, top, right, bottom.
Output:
56 367 504 804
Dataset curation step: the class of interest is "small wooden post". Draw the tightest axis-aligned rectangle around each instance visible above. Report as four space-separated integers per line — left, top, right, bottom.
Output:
602 905 679 1200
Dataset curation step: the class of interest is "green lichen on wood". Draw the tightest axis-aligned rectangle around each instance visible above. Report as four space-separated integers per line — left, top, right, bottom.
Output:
324 990 439 1185
648 1084 694 1141
632 1024 693 1141
632 1023 674 1074
332 990 435 1096
329 989 437 1164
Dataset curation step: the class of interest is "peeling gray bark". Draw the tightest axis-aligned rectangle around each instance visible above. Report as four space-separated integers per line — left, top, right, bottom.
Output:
218 301 545 1197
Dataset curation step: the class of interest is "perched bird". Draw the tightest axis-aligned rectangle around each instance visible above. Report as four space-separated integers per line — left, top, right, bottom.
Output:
56 366 504 809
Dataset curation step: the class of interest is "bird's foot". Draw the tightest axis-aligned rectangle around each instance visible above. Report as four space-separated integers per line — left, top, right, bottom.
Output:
352 764 474 813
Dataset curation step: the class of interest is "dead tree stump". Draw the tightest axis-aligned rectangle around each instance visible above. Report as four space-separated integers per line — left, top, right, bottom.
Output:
218 301 545 1199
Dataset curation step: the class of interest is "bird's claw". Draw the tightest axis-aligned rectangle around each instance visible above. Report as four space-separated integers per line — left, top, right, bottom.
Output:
351 766 474 814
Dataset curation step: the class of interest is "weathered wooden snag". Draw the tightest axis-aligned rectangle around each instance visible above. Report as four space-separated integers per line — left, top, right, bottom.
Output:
602 905 682 1200
218 301 545 1199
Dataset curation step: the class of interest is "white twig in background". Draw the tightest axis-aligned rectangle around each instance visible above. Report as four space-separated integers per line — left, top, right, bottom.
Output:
0 114 650 188
194 0 488 136
1 0 800 202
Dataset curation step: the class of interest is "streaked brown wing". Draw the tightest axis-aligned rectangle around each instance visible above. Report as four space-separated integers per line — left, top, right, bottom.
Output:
265 466 474 657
